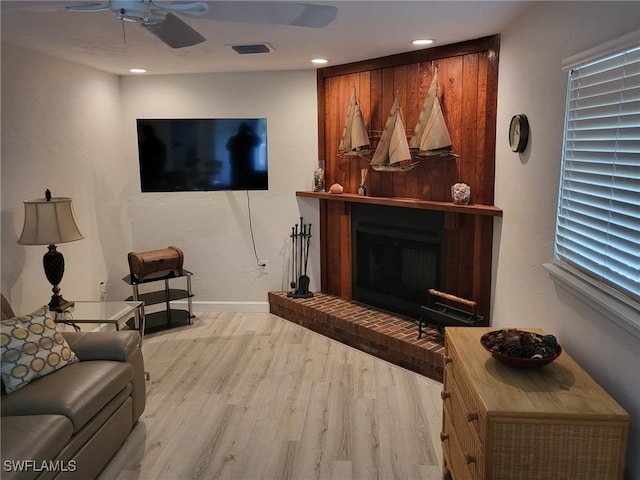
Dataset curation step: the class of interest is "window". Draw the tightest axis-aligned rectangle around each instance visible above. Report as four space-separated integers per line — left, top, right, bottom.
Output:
549 39 639 333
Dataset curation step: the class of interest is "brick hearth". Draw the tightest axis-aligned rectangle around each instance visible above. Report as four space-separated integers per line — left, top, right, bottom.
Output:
268 291 444 382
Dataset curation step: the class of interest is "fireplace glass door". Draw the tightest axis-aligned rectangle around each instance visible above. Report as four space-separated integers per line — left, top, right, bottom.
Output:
351 204 444 319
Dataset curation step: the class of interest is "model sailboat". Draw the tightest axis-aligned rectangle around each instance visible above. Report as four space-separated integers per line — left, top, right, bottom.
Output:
370 95 418 171
338 85 371 156
409 74 457 158
339 72 455 172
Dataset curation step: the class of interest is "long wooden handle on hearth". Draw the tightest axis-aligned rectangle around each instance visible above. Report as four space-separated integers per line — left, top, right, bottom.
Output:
428 289 477 308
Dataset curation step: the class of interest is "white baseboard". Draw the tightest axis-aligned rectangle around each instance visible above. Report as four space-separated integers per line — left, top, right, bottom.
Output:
171 300 270 313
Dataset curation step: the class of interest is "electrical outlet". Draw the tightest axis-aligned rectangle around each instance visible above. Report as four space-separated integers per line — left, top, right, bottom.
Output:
260 260 269 274
99 282 108 300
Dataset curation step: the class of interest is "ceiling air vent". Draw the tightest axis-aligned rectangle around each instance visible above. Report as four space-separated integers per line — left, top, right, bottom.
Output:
230 43 271 54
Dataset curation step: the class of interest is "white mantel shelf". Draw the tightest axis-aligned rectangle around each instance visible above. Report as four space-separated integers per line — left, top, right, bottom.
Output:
296 191 503 217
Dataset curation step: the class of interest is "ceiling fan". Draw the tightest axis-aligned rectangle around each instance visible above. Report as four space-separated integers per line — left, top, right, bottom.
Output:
65 1 210 48
63 1 338 49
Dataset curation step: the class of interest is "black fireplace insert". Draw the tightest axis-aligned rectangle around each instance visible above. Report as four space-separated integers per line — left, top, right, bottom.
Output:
351 204 445 319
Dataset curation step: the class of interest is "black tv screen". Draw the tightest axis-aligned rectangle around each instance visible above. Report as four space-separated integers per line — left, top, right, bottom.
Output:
136 118 268 192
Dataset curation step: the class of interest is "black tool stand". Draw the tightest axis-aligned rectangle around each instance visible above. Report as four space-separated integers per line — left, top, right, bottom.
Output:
288 286 313 299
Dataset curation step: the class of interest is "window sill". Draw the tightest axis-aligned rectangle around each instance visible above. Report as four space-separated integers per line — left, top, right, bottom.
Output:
543 263 640 340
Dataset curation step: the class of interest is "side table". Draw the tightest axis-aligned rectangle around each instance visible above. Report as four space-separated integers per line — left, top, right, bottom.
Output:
54 301 146 345
442 327 629 479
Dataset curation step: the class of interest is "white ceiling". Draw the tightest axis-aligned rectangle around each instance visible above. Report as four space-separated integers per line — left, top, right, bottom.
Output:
1 1 533 76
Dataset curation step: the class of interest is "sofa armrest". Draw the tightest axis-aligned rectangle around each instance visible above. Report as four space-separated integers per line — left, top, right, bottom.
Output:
62 330 146 422
62 331 140 362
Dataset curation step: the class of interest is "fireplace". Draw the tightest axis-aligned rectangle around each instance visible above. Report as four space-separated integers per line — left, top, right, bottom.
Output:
351 204 444 319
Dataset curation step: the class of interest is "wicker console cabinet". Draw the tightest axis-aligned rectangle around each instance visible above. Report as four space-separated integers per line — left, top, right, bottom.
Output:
442 327 629 480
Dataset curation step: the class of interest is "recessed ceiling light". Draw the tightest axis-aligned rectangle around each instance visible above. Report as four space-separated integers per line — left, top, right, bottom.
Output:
412 39 435 46
129 68 147 73
311 58 329 64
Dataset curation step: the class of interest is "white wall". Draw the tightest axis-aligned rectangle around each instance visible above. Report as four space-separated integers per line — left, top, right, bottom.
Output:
1 43 321 315
1 43 128 312
119 71 320 309
493 2 639 477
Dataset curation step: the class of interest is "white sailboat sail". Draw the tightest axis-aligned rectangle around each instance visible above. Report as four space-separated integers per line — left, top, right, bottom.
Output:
409 74 456 157
338 85 370 155
370 95 417 171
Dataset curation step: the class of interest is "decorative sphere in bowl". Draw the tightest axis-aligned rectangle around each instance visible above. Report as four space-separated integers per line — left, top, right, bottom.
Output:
480 329 561 368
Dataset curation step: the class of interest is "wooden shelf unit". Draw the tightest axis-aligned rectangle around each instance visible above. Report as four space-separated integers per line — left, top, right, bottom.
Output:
442 327 629 480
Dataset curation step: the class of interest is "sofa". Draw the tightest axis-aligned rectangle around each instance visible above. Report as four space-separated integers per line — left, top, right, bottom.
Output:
1 295 146 480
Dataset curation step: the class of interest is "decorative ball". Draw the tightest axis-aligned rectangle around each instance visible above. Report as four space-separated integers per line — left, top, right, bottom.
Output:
329 183 344 194
542 335 557 349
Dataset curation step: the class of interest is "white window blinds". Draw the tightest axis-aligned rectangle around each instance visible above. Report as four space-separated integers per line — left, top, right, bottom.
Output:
555 45 640 304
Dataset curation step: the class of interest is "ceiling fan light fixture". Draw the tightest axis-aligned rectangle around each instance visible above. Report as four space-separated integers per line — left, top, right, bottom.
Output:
114 4 149 23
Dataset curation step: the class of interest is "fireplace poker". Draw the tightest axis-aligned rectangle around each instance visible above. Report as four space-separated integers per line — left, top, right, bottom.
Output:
303 223 312 278
290 226 296 290
298 217 304 291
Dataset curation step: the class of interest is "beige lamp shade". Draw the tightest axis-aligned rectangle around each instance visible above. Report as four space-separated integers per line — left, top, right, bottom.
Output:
18 196 85 246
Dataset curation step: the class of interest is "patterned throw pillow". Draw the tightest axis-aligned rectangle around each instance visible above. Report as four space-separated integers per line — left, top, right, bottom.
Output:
1 306 78 393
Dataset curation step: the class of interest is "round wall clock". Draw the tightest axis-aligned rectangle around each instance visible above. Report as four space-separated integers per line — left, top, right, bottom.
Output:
509 114 529 153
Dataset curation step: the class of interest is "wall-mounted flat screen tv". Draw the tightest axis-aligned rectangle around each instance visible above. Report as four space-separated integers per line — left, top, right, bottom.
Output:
136 118 268 192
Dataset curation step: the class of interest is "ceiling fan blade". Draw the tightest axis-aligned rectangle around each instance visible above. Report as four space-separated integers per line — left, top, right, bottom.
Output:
1 1 70 13
206 2 337 28
143 12 205 48
285 3 338 28
65 2 110 12
151 0 209 17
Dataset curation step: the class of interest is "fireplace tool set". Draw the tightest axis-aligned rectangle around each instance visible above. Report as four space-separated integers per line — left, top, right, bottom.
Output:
288 217 313 299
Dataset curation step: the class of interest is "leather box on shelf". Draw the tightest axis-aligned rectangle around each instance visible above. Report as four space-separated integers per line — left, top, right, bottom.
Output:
128 246 184 281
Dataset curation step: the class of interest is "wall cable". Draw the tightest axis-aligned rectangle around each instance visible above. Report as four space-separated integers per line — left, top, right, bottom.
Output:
246 191 266 267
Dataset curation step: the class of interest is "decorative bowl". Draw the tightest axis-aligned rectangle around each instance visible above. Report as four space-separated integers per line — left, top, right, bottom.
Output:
480 329 562 368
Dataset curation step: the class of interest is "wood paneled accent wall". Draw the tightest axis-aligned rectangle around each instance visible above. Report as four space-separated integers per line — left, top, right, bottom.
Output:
315 35 500 321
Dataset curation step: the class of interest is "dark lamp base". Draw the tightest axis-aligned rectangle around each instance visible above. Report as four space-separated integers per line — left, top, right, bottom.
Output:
43 244 74 312
48 295 74 313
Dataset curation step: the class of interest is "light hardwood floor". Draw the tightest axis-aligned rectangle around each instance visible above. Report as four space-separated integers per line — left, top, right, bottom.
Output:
98 312 444 480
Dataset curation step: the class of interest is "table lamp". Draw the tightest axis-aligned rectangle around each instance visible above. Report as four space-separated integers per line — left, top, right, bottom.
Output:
18 189 86 312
